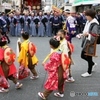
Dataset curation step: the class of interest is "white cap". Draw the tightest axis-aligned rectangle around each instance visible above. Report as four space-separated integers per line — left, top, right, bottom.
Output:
65 9 70 13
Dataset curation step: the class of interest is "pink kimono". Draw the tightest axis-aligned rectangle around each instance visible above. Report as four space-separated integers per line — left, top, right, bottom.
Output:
44 52 62 90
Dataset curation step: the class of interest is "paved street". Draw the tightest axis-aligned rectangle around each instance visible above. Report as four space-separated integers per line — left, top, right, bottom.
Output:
0 36 100 100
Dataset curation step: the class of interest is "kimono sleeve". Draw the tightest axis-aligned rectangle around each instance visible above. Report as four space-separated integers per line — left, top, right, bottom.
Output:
61 44 69 56
44 53 60 72
0 48 4 61
18 46 27 66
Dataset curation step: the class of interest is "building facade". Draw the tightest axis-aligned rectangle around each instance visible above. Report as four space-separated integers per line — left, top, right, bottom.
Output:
52 0 65 7
42 0 52 12
0 0 12 12
72 0 100 12
51 0 76 13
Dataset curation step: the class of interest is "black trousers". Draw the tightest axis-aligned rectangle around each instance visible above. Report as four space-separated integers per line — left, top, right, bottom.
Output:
81 51 94 74
53 27 59 36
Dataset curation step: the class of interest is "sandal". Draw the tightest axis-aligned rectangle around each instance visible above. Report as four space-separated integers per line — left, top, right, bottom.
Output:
38 92 46 100
15 82 23 89
54 92 64 98
0 88 9 93
30 76 39 80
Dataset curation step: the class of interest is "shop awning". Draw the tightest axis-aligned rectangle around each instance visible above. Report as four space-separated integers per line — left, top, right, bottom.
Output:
72 0 100 6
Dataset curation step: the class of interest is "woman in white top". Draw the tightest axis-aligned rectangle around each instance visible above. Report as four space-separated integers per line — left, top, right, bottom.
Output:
80 9 99 77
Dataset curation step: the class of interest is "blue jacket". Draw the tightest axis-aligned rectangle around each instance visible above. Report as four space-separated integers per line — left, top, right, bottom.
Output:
0 17 7 32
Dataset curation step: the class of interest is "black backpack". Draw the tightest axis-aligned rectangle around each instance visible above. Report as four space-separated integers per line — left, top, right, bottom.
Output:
90 23 100 44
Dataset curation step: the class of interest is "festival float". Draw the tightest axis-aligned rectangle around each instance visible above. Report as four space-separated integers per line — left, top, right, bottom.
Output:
23 0 42 10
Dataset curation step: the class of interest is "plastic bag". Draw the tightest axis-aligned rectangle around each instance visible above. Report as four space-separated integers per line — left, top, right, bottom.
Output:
0 75 9 88
18 66 30 80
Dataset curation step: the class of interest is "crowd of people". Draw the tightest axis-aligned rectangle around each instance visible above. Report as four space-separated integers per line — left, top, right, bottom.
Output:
0 7 100 100
0 9 88 41
0 8 100 42
1 9 100 43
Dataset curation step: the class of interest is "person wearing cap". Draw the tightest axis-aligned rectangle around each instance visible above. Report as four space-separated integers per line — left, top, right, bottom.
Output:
64 9 76 43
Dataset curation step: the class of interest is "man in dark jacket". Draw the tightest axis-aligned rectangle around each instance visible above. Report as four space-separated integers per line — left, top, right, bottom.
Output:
0 12 10 43
51 11 62 35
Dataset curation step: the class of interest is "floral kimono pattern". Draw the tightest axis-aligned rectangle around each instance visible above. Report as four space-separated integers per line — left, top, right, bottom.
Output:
0 46 17 78
44 51 61 90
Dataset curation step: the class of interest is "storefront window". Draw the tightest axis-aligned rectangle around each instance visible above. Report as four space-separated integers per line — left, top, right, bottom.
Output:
2 0 12 3
77 5 91 12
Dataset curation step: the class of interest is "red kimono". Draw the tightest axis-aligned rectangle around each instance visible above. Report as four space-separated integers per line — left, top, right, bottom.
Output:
0 47 17 78
0 64 17 77
44 52 66 90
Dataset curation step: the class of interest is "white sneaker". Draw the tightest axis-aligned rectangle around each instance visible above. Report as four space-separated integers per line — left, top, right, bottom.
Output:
65 77 75 82
30 76 39 80
81 72 92 77
92 63 97 72
15 82 23 89
38 92 46 100
54 92 64 98
0 88 9 93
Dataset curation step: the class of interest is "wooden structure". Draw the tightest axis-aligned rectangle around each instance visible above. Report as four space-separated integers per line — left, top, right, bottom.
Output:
22 0 41 10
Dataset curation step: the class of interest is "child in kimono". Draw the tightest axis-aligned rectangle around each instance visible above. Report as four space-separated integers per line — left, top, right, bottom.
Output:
0 36 23 93
38 37 67 99
57 29 75 82
18 32 39 79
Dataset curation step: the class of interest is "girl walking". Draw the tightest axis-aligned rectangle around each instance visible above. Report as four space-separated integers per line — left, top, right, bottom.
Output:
38 37 68 99
0 36 22 92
